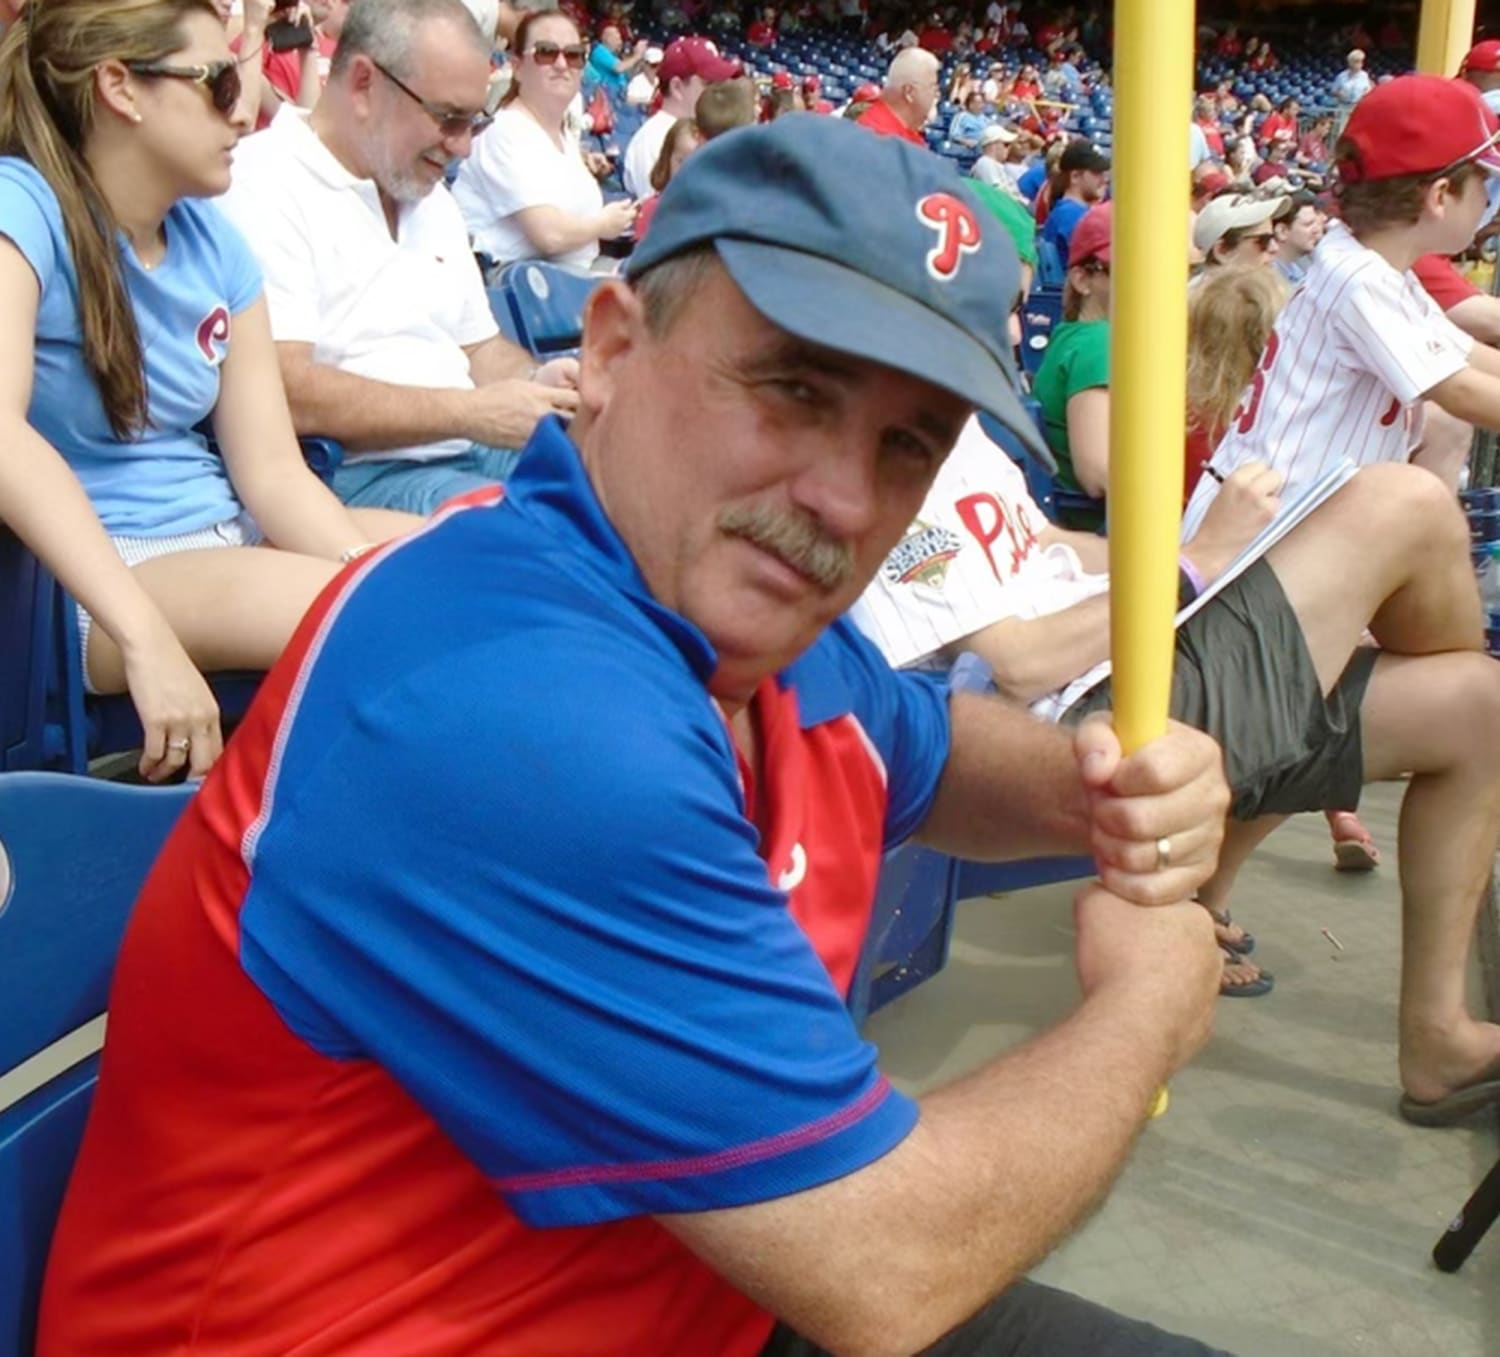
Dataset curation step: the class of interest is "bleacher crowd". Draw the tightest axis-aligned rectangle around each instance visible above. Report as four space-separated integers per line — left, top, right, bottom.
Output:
4 0 1500 1353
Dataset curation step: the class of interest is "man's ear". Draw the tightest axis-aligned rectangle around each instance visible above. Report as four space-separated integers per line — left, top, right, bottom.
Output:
577 280 645 421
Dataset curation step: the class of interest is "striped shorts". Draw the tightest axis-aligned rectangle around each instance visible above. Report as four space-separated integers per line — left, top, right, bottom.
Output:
79 511 262 693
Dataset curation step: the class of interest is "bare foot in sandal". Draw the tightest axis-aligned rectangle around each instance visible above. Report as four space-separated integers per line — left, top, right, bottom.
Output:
1220 948 1273 998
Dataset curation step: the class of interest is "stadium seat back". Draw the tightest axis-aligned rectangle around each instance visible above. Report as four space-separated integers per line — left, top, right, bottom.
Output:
0 774 195 1356
0 529 56 772
500 262 607 357
1018 286 1064 377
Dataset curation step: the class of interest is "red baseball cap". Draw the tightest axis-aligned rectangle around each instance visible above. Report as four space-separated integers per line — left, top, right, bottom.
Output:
1068 201 1112 268
771 70 794 90
1337 75 1500 183
658 36 741 86
852 81 881 103
1462 39 1500 74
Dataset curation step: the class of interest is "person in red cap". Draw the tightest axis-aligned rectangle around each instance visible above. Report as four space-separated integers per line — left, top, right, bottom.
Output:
1407 39 1500 346
1185 73 1500 536
764 68 800 120
801 72 834 114
855 46 938 146
1032 201 1113 529
622 35 740 198
1461 38 1500 101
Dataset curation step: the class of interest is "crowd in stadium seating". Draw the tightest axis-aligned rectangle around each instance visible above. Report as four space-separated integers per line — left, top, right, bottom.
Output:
9 0 1500 1351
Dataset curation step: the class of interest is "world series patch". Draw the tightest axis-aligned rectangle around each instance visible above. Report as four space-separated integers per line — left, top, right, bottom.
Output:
882 521 964 589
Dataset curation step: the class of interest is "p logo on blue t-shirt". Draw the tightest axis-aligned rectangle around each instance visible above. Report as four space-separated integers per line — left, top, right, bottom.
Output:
195 304 231 366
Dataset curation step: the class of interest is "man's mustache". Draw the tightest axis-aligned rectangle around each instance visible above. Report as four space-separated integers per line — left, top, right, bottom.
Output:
718 503 854 593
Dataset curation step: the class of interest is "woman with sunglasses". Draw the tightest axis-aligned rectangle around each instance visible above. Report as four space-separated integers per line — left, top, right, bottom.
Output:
453 10 634 274
0 0 416 782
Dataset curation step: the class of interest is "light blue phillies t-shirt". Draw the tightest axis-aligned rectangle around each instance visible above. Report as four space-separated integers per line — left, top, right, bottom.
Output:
0 157 262 536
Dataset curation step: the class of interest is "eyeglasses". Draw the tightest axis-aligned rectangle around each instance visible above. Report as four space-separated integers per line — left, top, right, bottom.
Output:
526 41 589 69
369 58 493 138
125 59 241 116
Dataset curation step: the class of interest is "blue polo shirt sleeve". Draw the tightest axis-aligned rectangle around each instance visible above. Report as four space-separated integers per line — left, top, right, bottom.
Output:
237 629 918 1229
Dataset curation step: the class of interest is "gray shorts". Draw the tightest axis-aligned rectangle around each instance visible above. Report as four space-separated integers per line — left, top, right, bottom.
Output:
1062 559 1378 821
79 511 262 693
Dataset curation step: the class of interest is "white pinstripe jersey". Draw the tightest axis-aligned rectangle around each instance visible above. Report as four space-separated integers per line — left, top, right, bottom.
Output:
850 418 1108 704
1182 221 1472 541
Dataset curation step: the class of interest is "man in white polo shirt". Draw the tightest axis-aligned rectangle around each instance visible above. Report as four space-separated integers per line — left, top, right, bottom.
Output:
220 0 579 514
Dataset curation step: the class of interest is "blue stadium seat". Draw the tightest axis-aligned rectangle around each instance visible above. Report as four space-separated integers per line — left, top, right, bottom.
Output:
978 400 1102 529
486 283 525 348
494 261 607 358
0 529 57 773
1018 286 1064 377
847 843 959 1027
1034 238 1067 291
0 773 195 1357
0 524 261 775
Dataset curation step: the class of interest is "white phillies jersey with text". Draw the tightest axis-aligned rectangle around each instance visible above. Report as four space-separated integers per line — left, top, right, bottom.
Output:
1182 220 1472 540
850 418 1108 708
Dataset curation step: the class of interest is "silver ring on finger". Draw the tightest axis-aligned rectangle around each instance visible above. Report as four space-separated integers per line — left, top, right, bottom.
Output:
167 738 192 753
1154 836 1172 872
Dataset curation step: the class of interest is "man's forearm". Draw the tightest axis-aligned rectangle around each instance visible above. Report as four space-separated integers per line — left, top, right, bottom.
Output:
282 360 473 451
467 334 537 387
952 594 1111 707
915 690 1089 859
666 977 1182 1357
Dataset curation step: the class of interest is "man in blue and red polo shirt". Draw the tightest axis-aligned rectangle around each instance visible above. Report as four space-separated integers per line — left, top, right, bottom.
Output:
40 119 1231 1356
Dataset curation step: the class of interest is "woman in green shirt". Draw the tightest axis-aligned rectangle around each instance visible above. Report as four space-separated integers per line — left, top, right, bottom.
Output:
1032 201 1111 530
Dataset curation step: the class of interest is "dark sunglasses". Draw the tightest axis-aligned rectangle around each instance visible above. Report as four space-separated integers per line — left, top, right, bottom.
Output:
527 41 590 68
126 59 241 116
1240 230 1276 253
370 58 494 137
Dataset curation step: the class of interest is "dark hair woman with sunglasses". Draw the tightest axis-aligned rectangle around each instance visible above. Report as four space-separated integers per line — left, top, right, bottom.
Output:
452 9 634 272
0 0 416 782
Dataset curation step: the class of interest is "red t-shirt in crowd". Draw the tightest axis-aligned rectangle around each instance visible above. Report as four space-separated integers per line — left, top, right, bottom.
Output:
1258 111 1295 145
918 24 954 52
855 98 926 145
1411 254 1481 313
746 20 776 45
230 29 335 130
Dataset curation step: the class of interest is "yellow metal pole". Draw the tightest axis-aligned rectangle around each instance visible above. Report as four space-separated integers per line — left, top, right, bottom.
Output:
1107 0 1192 755
1416 0 1476 76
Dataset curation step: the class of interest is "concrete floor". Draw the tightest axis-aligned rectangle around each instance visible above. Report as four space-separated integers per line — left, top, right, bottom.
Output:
866 782 1500 1356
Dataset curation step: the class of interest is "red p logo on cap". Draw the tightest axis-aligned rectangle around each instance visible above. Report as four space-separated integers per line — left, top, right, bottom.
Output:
916 194 982 281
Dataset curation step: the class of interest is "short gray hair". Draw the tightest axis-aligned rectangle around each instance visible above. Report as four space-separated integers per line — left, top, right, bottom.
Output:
632 245 719 338
331 0 489 81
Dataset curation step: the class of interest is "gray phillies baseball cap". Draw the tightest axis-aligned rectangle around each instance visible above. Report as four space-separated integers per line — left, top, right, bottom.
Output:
625 114 1044 455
